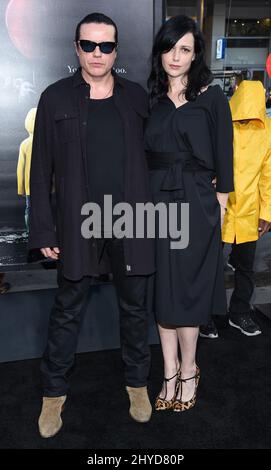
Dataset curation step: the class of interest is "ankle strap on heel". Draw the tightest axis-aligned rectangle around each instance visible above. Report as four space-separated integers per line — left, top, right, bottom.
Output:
164 371 178 382
180 373 197 383
161 371 179 401
180 367 200 383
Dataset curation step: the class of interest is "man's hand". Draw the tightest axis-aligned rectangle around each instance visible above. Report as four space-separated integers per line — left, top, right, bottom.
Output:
41 247 60 260
258 219 271 238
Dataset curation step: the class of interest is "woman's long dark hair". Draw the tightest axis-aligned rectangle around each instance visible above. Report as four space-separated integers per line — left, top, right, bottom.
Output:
148 15 213 108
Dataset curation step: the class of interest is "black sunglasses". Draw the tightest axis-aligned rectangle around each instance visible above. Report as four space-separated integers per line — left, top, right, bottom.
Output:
78 40 117 54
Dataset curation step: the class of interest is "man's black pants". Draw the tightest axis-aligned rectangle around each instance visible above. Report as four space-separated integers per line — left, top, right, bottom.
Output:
41 239 151 396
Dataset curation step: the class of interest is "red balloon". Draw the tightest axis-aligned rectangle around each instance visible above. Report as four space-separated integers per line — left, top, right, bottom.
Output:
5 0 54 59
266 53 271 78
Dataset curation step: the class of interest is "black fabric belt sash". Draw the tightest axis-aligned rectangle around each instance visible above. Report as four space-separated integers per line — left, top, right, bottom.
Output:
146 151 209 201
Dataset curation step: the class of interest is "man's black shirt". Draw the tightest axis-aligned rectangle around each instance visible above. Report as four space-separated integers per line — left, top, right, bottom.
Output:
87 96 125 235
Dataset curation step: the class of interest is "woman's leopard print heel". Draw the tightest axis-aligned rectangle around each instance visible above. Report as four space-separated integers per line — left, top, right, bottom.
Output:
155 370 180 411
173 366 200 412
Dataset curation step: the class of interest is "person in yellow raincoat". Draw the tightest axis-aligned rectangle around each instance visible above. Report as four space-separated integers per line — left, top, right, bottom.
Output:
201 80 271 338
17 108 37 232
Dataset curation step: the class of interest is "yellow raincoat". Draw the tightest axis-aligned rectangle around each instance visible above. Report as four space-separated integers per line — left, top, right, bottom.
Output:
17 108 37 196
222 81 271 244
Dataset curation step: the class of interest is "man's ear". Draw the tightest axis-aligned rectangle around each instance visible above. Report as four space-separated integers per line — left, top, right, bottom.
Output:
74 41 79 57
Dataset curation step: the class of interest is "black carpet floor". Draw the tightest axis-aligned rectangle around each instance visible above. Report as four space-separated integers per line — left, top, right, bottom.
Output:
0 311 271 449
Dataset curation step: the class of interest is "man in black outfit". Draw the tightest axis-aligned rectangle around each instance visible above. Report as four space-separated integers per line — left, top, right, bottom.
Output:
29 13 155 438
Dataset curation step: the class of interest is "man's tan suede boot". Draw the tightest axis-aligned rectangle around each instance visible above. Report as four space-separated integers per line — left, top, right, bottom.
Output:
126 386 152 423
38 395 66 438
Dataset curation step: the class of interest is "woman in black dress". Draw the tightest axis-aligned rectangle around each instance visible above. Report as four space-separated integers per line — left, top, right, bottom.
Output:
145 15 233 412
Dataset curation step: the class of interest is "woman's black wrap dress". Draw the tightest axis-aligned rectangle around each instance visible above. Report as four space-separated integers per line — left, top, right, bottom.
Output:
145 85 234 326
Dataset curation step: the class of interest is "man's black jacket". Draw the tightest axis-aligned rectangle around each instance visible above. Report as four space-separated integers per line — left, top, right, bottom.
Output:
29 69 155 280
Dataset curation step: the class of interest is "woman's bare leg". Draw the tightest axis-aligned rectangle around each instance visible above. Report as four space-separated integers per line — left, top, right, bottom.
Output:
157 324 180 399
176 327 199 401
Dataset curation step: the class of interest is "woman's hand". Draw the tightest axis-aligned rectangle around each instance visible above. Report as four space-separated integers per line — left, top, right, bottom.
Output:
220 205 226 228
216 192 229 229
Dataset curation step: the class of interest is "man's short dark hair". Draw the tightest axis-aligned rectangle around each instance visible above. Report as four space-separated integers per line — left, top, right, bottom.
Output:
75 12 118 43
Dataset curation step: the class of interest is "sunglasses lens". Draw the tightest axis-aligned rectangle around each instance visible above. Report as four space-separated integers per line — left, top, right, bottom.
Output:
100 42 116 54
79 40 96 52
